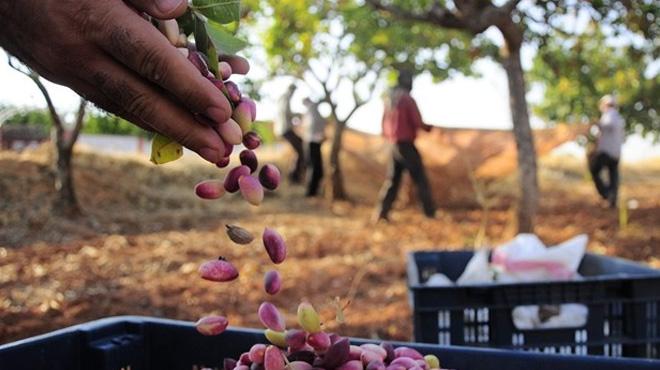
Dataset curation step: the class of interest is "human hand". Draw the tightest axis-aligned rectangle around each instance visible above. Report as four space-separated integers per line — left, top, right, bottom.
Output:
0 0 248 163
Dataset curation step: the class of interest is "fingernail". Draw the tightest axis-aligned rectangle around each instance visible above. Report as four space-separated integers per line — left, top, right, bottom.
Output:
199 147 221 163
206 106 229 125
156 0 184 14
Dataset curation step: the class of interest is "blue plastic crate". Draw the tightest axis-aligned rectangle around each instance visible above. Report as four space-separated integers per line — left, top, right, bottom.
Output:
1 316 659 370
407 251 660 358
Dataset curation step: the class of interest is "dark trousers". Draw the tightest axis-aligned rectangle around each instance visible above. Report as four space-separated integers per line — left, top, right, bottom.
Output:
589 152 619 207
306 142 323 196
283 130 305 183
376 142 436 219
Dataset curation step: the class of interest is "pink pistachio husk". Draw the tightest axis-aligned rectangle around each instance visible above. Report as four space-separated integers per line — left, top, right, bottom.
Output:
224 165 251 193
258 302 286 332
240 149 258 173
243 131 261 150
264 270 282 295
263 227 287 264
225 81 242 103
233 101 254 133
264 346 286 370
239 175 264 206
199 259 239 282
216 157 231 168
194 180 225 200
195 315 228 336
259 164 281 191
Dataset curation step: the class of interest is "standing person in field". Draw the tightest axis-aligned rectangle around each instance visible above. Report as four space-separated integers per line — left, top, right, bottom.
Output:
274 83 305 183
589 95 625 208
373 71 436 222
302 97 327 197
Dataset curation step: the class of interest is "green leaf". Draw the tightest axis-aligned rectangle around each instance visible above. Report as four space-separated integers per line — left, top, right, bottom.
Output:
150 134 183 164
206 22 248 55
192 0 240 25
206 42 219 76
193 14 209 54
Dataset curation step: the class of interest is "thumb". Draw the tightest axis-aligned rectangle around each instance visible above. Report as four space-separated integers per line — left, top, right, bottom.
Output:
126 0 188 20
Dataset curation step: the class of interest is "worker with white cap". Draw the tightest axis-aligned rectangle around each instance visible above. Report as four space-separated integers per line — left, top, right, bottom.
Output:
589 94 625 208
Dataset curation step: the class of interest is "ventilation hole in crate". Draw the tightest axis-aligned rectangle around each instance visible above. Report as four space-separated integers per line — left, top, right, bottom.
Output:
542 347 557 354
512 333 525 347
576 345 588 355
574 329 587 343
437 310 450 328
559 346 573 355
646 343 658 359
436 310 451 345
605 302 624 341
462 308 489 344
438 331 451 345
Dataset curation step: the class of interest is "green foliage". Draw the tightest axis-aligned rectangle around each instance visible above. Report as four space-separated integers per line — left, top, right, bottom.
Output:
207 21 249 55
83 112 150 137
261 0 326 78
342 3 480 81
530 24 659 137
4 108 150 137
258 0 476 81
4 109 51 127
191 0 241 25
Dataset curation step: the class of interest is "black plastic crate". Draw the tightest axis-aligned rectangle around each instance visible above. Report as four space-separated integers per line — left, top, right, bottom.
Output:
1 316 659 370
407 251 660 359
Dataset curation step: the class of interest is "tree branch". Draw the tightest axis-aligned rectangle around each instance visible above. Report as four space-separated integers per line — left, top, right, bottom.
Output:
366 0 466 30
7 56 63 130
344 67 382 124
68 99 88 148
309 68 339 122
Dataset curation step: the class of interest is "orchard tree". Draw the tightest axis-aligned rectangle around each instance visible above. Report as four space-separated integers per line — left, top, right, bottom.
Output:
8 57 87 217
367 0 659 232
260 0 380 199
530 24 659 137
259 0 473 199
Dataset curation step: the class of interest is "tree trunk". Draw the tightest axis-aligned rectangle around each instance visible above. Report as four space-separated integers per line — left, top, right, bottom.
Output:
329 121 347 200
501 41 538 233
52 129 80 217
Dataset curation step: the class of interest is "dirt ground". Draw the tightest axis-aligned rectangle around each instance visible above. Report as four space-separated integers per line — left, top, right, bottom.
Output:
1 136 659 345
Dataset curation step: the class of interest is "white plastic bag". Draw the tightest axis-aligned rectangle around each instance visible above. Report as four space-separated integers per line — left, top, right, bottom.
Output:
492 234 587 282
457 249 494 285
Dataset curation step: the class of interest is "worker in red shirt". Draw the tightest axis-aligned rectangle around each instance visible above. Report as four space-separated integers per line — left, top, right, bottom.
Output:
373 71 436 222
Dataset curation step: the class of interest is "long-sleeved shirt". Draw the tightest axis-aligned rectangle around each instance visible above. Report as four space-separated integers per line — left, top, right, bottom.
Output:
382 89 423 143
303 104 327 143
274 92 294 136
597 108 625 159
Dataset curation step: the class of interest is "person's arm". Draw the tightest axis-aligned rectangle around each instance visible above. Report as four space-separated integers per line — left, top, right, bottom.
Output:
406 95 431 132
0 0 246 163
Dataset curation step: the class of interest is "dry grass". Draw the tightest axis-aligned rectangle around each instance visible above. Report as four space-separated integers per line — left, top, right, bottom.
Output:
0 142 658 345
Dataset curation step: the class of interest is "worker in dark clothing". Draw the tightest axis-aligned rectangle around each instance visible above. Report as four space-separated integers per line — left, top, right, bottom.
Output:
589 94 625 208
373 71 436 221
302 98 327 197
274 83 305 183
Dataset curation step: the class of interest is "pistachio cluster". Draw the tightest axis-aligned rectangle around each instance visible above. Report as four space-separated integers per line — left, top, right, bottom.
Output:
156 17 279 207
227 300 450 370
